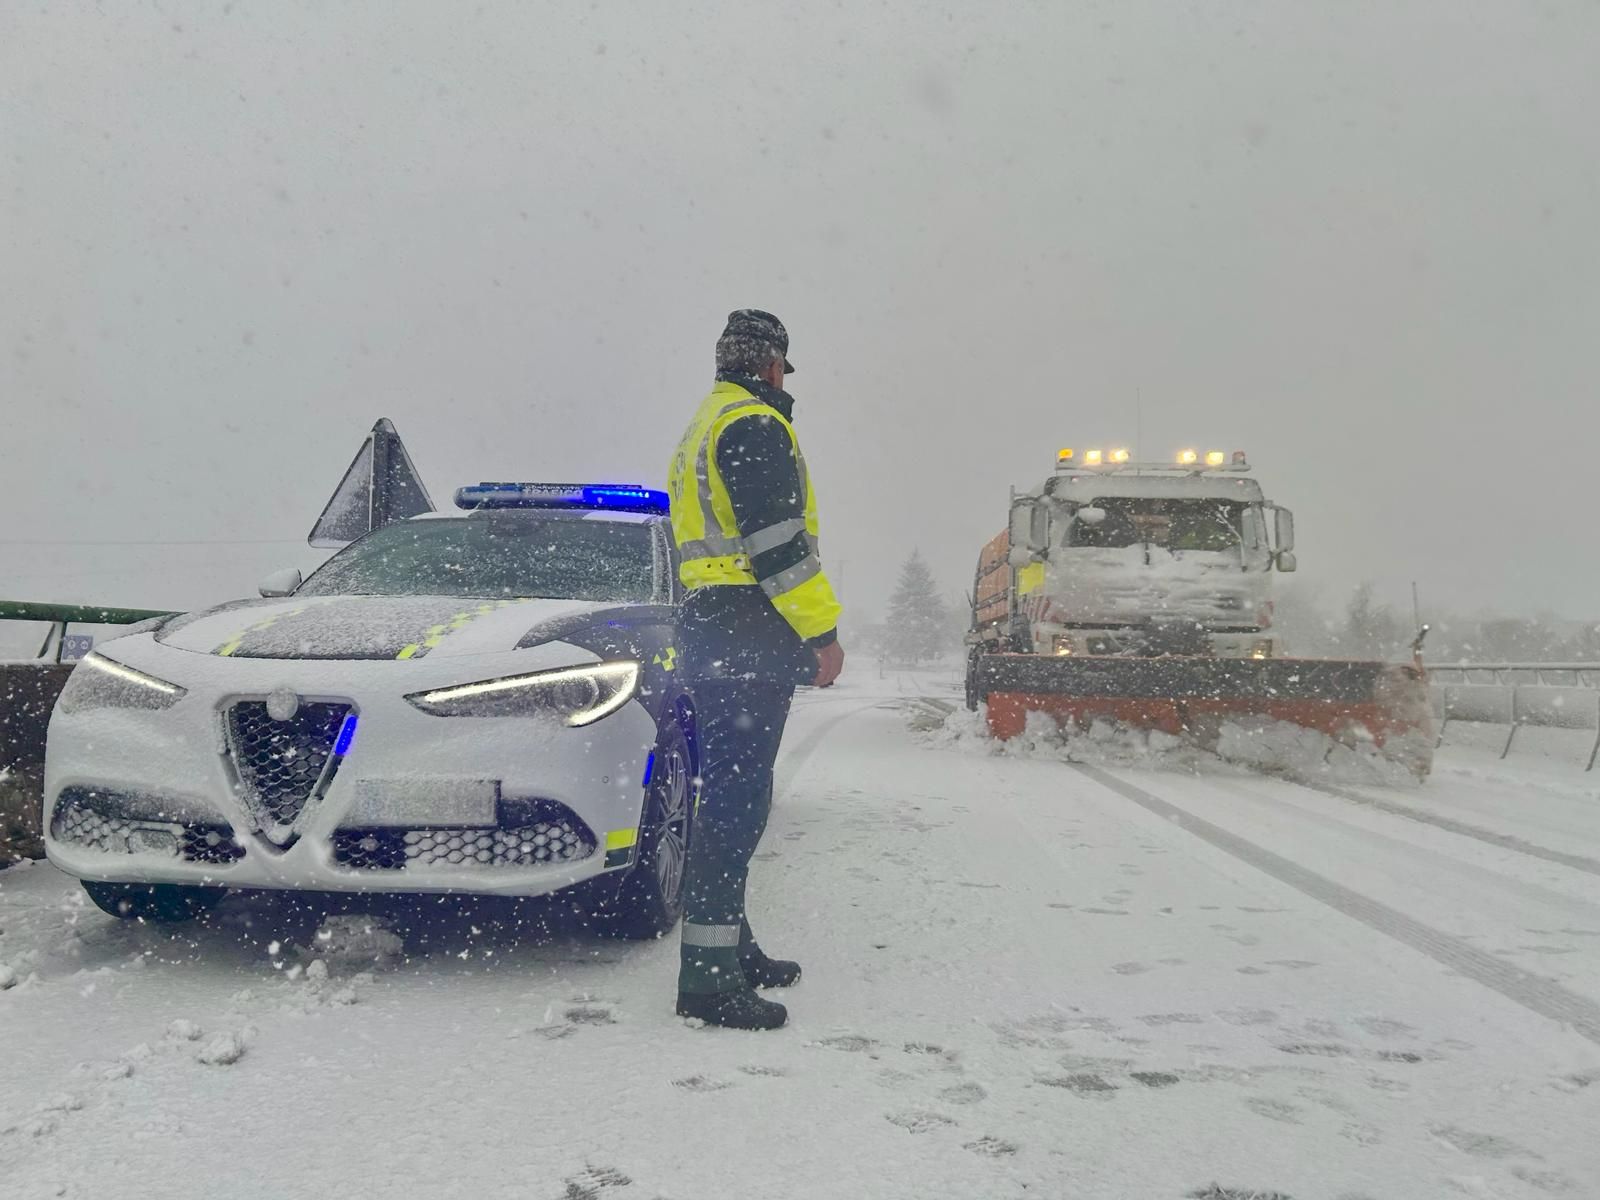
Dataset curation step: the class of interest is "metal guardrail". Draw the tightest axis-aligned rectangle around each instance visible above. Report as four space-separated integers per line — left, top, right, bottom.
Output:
1424 661 1600 768
0 599 176 664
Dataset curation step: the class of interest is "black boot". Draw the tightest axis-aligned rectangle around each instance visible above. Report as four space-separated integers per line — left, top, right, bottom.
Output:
740 946 802 989
677 988 788 1030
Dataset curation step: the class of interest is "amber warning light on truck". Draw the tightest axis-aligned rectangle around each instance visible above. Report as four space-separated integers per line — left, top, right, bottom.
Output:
1055 447 1250 470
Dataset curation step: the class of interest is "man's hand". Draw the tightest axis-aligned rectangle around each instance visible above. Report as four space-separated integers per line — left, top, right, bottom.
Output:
813 640 845 688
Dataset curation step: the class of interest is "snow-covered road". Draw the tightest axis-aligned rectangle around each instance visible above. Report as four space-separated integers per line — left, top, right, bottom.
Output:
3 673 1599 1199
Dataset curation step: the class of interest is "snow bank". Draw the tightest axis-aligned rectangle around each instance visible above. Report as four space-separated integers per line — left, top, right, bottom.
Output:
921 706 1422 787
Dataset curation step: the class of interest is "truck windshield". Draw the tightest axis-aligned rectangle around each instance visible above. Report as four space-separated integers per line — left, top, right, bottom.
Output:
1069 499 1247 552
298 515 657 601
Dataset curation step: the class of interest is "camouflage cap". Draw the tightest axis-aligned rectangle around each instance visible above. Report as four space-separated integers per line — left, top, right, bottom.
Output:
716 308 795 375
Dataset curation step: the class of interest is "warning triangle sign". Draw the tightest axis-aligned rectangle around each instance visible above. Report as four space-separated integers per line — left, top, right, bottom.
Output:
308 418 436 548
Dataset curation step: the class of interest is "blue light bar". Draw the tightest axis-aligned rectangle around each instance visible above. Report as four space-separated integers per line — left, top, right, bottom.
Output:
454 482 669 514
333 713 358 757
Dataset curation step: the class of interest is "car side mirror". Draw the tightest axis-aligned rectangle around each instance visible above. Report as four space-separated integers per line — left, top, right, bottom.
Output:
258 567 303 598
1076 506 1107 527
1275 550 1297 573
1273 506 1295 552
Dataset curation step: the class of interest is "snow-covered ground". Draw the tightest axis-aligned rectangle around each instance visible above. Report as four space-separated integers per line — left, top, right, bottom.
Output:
3 669 1599 1199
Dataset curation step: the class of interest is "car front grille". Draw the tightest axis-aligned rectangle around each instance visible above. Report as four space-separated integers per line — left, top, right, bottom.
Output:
225 700 352 843
332 803 596 871
51 788 244 865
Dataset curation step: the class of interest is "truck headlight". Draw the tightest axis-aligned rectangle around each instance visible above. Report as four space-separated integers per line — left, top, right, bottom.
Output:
57 652 188 714
1250 639 1274 659
405 661 639 726
1053 635 1075 656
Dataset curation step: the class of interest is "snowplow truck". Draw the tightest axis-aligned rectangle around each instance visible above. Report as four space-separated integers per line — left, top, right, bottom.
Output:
965 447 1432 777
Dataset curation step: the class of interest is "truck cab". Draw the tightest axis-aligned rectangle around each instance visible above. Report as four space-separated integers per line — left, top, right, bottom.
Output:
973 448 1297 662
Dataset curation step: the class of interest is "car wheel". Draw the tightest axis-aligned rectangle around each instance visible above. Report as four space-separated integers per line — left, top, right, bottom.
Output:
81 880 226 923
584 722 693 940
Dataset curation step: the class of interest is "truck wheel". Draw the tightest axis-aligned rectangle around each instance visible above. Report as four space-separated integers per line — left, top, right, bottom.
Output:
583 722 693 940
965 648 985 712
82 881 225 923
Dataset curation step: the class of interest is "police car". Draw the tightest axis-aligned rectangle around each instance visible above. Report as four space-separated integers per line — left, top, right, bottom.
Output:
44 444 694 938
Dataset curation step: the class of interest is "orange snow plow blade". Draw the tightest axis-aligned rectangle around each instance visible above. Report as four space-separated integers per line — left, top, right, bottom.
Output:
976 655 1433 776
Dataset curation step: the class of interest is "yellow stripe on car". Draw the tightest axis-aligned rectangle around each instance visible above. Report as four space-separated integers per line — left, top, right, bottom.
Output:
215 607 305 657
605 828 639 851
395 602 508 661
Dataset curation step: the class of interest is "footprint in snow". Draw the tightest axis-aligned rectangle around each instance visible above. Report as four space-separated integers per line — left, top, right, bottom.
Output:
813 1034 876 1053
885 1109 955 1134
565 1005 616 1026
1243 1097 1303 1124
1037 1073 1117 1095
1511 1166 1580 1193
1429 1125 1539 1160
938 1082 987 1105
1112 962 1152 975
1129 1071 1181 1088
964 1136 1018 1157
1138 1013 1206 1026
562 1165 632 1199
738 1064 787 1077
672 1075 733 1093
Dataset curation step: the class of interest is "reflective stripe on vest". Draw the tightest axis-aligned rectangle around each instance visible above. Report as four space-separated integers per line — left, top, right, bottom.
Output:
667 382 821 589
667 382 840 641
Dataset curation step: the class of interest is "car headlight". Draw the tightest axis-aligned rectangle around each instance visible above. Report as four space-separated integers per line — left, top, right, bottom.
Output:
57 652 188 714
404 661 640 726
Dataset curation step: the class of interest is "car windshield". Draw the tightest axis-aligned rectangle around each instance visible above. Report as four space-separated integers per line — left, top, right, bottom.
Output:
297 516 655 601
1070 499 1246 551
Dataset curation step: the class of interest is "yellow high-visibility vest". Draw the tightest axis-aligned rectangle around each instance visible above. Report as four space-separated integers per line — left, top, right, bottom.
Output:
667 380 841 642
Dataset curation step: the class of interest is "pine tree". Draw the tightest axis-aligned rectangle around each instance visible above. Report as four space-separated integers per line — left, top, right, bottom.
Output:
884 550 949 665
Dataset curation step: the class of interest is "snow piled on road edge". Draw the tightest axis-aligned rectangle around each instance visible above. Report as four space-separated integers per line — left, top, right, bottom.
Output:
918 706 1421 788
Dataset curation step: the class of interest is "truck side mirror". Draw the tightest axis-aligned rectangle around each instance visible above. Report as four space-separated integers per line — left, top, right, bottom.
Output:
1076 506 1107 527
258 567 303 598
1275 550 1297 573
1008 500 1046 564
1273 506 1295 553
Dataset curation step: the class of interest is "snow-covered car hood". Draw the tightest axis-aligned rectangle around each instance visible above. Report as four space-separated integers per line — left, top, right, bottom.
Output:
154 595 608 660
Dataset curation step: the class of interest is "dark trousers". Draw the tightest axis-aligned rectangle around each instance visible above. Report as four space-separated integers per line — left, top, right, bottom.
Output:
678 679 794 994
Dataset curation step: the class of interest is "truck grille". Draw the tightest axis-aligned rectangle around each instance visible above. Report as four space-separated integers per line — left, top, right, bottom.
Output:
225 700 352 845
52 788 244 865
332 805 596 871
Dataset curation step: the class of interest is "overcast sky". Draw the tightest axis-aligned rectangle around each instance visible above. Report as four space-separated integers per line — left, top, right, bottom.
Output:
4 1 1598 631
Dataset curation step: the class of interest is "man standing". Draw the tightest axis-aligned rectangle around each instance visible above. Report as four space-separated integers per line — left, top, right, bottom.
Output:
666 310 845 1030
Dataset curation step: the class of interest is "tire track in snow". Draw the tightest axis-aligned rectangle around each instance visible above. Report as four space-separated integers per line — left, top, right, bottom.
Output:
1072 762 1600 1047
1287 778 1600 878
775 700 884 803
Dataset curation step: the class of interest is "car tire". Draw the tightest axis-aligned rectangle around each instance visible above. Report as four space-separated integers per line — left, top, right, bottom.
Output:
583 721 693 940
81 880 226 923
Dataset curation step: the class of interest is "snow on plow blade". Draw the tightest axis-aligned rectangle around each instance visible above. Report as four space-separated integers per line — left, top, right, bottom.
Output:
977 655 1433 775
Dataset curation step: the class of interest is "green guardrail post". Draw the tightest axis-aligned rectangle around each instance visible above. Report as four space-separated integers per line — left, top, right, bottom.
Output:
0 600 179 625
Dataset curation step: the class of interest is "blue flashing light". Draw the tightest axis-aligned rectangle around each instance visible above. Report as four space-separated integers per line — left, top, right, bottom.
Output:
642 751 655 787
454 482 669 514
333 714 358 757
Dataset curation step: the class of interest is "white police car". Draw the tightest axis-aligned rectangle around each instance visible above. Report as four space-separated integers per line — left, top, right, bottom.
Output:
43 472 694 938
